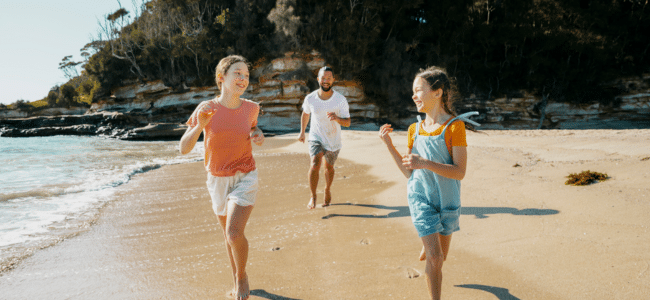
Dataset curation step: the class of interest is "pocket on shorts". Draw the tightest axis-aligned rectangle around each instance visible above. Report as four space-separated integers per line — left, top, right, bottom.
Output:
440 207 460 234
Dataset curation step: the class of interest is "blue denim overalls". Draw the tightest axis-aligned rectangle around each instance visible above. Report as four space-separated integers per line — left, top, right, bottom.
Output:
407 111 479 237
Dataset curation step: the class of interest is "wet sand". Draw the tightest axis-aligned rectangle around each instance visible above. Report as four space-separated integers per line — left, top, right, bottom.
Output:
1 129 649 299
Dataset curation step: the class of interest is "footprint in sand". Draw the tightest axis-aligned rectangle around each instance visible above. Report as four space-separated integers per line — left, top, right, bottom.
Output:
359 238 369 245
399 266 420 279
271 247 281 251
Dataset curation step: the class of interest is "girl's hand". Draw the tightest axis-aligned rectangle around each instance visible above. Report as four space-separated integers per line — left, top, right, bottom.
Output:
378 124 393 144
402 153 427 169
197 102 216 127
250 127 265 146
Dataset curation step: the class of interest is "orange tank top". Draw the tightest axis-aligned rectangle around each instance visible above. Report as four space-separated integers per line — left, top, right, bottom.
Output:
187 99 259 177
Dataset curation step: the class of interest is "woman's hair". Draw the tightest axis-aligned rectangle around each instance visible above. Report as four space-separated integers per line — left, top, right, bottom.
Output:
415 66 458 117
215 55 250 90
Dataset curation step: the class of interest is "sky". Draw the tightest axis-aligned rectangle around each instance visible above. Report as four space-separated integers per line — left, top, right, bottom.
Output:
0 0 139 105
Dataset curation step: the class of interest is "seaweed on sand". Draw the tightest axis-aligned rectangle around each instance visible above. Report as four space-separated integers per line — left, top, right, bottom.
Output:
565 170 609 186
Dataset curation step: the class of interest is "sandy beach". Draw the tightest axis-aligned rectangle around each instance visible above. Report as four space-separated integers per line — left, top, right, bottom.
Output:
1 129 649 299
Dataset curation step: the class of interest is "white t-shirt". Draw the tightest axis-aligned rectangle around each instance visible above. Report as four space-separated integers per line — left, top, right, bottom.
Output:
302 90 350 151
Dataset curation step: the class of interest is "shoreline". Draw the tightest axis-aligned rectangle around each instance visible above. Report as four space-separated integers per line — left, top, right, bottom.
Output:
1 130 649 299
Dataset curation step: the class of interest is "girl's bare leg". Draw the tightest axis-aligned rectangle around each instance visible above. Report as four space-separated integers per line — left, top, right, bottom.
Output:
222 202 254 300
420 234 452 261
217 215 237 296
421 233 446 300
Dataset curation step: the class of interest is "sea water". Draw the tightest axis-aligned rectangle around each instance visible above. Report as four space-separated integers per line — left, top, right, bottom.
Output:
0 136 204 270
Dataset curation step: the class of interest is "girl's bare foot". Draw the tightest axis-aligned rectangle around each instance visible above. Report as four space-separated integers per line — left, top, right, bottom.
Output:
419 246 426 261
307 197 316 209
226 287 237 298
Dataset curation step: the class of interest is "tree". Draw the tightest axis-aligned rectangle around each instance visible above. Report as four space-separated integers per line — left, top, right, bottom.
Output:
47 88 59 107
58 84 78 108
59 55 81 79
12 99 31 111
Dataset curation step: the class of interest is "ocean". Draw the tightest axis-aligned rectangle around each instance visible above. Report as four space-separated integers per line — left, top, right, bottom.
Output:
0 136 204 271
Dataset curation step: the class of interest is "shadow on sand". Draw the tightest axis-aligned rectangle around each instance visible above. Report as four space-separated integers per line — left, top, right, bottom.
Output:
322 203 558 220
322 203 410 219
456 284 521 300
461 206 559 219
250 289 301 300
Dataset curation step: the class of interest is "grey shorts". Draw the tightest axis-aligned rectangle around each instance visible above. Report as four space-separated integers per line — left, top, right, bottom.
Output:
308 140 340 165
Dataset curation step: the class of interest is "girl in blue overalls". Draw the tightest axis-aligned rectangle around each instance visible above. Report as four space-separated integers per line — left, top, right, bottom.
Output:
379 66 479 300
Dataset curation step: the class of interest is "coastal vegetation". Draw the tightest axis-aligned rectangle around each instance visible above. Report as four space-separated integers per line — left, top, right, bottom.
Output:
6 0 650 118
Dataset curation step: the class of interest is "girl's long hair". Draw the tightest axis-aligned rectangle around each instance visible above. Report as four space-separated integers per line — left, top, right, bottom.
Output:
416 66 478 131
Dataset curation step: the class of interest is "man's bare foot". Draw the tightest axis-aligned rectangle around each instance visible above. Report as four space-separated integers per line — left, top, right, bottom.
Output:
323 190 332 207
235 275 250 300
419 246 426 261
307 197 316 209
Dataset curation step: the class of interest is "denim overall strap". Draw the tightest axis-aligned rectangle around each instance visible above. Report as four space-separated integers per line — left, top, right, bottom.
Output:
441 111 481 141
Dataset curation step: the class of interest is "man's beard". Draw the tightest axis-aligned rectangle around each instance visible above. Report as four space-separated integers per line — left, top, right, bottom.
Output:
320 84 332 92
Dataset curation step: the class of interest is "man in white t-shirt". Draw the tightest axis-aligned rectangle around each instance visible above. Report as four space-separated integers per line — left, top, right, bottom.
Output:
298 66 351 209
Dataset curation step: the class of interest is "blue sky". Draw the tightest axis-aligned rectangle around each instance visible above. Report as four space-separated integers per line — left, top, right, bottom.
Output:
0 1 138 105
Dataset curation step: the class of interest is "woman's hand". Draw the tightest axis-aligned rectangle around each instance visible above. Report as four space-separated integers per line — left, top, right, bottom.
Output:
378 124 393 144
402 153 428 169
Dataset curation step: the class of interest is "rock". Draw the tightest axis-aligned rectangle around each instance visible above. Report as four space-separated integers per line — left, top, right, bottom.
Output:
2 54 649 138
119 123 187 140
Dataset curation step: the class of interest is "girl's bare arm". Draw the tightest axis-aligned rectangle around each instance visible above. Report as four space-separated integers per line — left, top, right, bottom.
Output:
179 102 213 155
379 124 413 179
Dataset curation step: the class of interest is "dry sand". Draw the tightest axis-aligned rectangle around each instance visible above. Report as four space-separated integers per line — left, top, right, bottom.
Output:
1 129 649 299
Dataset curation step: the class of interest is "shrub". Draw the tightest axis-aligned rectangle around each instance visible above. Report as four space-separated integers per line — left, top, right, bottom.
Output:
58 84 78 107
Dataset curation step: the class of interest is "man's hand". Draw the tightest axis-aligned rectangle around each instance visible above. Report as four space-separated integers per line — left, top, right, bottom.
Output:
298 132 306 143
326 112 338 122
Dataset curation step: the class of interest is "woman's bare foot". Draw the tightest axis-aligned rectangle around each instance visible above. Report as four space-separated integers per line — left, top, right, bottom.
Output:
235 275 250 300
307 197 316 209
419 246 426 261
323 190 332 207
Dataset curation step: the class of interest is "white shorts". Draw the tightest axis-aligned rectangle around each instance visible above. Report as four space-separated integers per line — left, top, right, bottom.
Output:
206 170 258 216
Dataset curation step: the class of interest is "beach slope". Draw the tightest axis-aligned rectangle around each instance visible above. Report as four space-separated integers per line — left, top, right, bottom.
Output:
1 129 648 299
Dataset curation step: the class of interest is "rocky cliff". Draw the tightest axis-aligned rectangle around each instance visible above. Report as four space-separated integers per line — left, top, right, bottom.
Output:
1 53 649 139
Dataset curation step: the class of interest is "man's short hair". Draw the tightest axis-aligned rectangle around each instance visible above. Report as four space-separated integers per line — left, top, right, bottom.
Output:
318 66 333 78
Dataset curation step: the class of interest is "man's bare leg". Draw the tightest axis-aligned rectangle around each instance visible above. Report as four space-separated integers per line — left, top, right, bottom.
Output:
225 202 254 300
307 153 323 209
323 160 335 206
